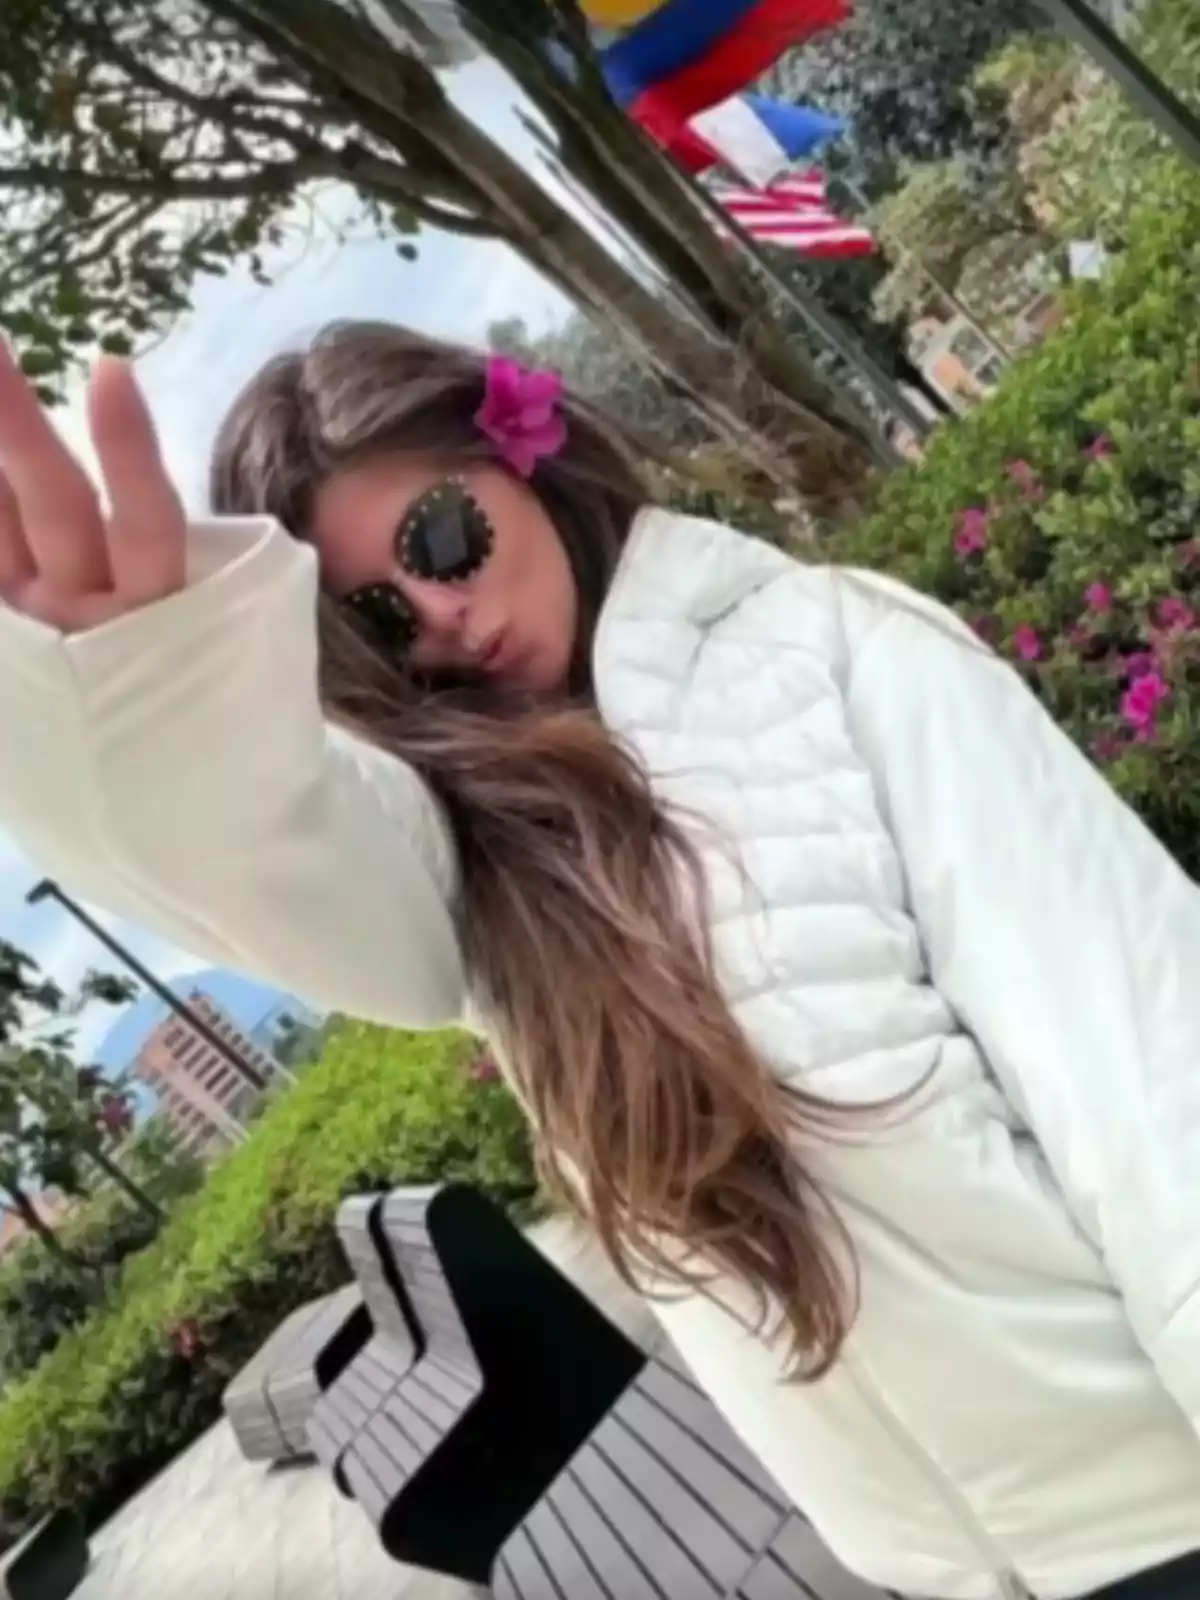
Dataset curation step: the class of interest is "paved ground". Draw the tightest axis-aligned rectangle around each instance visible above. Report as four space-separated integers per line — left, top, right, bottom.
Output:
80 1419 440 1600
74 1218 662 1600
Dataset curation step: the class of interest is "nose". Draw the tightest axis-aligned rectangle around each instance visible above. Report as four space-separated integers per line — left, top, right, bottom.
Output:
407 580 474 667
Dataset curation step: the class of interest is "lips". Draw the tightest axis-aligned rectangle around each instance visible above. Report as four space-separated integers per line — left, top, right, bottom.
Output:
477 630 510 675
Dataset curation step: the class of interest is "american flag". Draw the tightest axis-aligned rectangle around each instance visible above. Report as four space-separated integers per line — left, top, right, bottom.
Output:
709 169 875 259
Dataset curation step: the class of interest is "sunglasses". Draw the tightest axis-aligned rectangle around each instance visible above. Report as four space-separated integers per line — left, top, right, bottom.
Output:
341 476 496 661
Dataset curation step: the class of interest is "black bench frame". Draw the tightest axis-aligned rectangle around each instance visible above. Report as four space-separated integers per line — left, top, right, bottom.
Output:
307 1184 890 1600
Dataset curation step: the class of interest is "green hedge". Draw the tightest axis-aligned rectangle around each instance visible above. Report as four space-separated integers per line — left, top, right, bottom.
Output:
0 1130 207 1388
0 1206 159 1387
834 157 1200 875
0 1023 535 1550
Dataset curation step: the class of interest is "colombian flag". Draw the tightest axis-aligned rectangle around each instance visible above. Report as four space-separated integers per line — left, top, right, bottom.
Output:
594 0 850 127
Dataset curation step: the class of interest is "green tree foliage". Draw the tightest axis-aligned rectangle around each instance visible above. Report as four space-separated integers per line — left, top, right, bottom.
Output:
774 0 1041 183
0 0 443 400
1018 0 1200 247
0 1121 204 1386
870 157 1055 327
0 940 147 1269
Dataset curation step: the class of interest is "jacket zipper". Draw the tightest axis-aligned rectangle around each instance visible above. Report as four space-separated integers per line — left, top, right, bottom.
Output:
840 1349 1035 1600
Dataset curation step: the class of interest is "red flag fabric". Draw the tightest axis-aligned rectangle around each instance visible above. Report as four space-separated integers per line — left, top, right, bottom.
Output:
633 99 721 172
627 0 850 126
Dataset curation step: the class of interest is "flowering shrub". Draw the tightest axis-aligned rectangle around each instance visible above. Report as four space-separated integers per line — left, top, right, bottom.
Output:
835 158 1200 875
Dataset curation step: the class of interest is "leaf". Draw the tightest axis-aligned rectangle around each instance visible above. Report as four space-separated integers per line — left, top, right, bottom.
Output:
17 348 62 379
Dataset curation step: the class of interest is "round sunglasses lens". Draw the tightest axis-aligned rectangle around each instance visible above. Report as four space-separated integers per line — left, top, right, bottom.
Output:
402 485 493 583
343 583 418 657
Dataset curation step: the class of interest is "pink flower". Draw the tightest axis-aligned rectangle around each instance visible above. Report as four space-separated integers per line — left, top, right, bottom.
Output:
953 507 990 557
1120 670 1170 732
475 357 567 478
1084 581 1113 615
1066 623 1091 650
1118 650 1154 680
168 1318 204 1362
1157 596 1195 631
1012 624 1043 662
1091 731 1123 763
471 1054 501 1084
1084 434 1115 460
1006 459 1045 502
969 614 998 645
98 1094 132 1137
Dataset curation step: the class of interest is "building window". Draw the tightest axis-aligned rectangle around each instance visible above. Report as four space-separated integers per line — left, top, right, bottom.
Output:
975 356 1005 389
196 1058 223 1090
950 325 992 374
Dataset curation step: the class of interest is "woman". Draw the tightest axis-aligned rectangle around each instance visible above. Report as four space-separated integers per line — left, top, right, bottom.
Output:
1 322 1199 1600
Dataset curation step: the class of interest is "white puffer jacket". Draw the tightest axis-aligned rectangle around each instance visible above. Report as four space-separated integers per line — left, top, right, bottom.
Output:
4 506 1200 1600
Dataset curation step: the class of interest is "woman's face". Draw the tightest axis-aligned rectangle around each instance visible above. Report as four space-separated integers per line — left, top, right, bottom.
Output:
311 453 579 695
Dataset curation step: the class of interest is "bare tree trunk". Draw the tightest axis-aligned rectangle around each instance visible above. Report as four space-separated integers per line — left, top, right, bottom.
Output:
5 1183 88 1274
84 1141 164 1223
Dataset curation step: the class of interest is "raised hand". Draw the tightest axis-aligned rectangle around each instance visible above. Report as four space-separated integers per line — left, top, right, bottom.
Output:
0 341 186 635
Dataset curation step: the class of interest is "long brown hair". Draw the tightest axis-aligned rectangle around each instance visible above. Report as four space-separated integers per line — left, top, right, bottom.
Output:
210 321 853 1375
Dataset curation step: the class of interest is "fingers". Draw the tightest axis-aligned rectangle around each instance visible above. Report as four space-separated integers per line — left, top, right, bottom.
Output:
0 468 32 595
0 339 110 591
87 358 185 605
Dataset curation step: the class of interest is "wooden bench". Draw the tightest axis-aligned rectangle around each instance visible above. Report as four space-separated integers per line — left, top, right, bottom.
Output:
322 1183 891 1600
222 1282 368 1463
0 1511 88 1600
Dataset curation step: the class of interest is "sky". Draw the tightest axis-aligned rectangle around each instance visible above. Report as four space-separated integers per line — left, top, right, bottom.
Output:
0 53 588 1056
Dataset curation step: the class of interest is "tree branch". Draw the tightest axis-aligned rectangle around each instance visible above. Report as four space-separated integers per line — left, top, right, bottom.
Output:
73 12 330 159
0 158 330 201
339 145 507 238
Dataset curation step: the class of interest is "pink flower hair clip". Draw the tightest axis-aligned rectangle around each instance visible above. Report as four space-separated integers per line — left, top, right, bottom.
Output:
474 355 567 478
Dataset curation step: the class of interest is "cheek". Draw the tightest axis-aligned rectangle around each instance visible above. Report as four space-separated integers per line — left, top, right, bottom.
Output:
553 546 579 635
526 521 576 632
486 488 563 602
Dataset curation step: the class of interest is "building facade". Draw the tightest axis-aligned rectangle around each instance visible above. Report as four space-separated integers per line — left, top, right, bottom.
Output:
133 992 285 1157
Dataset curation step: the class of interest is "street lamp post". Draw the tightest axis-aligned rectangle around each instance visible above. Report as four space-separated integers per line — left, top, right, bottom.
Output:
25 879 272 1095
1033 0 1200 170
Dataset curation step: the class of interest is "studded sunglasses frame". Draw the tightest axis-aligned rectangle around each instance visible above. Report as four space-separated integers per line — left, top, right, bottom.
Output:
340 475 496 661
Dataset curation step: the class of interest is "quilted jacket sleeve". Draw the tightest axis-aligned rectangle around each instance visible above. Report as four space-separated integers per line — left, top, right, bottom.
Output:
0 516 465 1028
836 570 1200 1432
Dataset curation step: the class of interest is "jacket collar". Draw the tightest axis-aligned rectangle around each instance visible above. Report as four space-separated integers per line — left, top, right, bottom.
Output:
591 506 791 724
596 506 788 642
